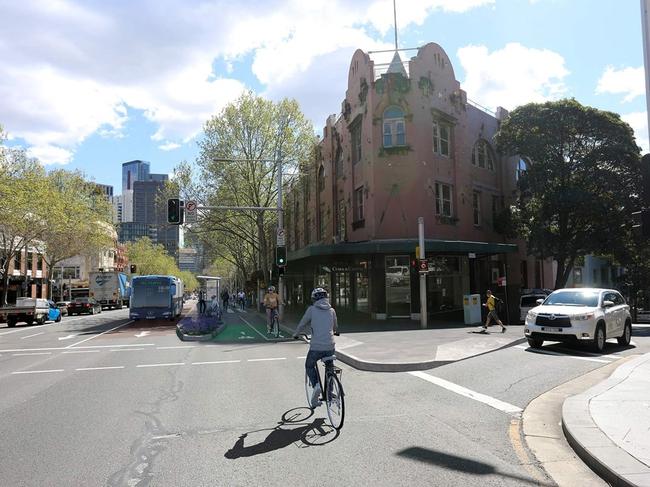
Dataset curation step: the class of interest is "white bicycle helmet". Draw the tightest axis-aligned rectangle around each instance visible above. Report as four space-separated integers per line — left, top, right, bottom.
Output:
268 285 276 292
311 287 328 302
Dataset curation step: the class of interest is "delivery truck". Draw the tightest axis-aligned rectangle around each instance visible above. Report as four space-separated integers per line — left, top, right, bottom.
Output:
89 271 130 310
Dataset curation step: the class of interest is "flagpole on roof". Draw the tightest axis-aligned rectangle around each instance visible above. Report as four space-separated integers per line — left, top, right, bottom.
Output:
393 0 398 50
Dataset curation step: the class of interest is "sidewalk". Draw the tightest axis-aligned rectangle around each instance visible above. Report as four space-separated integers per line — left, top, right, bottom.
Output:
273 309 525 372
563 353 650 487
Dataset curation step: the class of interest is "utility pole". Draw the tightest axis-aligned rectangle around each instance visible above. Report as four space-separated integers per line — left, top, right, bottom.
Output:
418 217 427 329
277 156 285 320
641 0 650 149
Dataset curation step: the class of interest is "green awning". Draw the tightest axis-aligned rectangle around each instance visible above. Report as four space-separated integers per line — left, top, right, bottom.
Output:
288 239 518 262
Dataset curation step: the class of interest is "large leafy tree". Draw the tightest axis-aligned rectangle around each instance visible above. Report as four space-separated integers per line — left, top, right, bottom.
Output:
496 99 641 289
0 132 51 305
195 91 315 282
38 169 115 299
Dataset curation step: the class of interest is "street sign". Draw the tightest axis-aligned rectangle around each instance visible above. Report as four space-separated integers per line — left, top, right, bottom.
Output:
185 200 197 223
419 259 428 273
468 252 476 259
276 228 285 246
497 276 507 287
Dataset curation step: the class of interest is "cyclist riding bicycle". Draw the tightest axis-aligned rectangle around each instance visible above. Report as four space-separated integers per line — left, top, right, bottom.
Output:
293 287 338 408
263 286 282 334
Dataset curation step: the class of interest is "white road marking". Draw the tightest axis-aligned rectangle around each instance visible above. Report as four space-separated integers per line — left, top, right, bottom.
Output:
515 345 613 363
136 362 185 368
13 352 52 356
297 356 306 359
0 343 154 353
408 371 523 416
62 350 101 354
110 348 145 352
192 360 241 365
247 357 286 362
157 345 195 350
135 331 151 338
80 343 155 349
632 324 650 328
238 315 271 341
21 332 45 339
12 369 64 375
64 320 134 348
58 334 78 341
76 366 125 371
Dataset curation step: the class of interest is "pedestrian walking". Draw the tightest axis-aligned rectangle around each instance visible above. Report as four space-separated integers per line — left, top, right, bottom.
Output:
481 289 506 333
221 288 230 311
238 290 245 310
198 291 207 315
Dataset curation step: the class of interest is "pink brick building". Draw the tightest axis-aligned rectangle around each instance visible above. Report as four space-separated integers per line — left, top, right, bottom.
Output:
283 43 554 321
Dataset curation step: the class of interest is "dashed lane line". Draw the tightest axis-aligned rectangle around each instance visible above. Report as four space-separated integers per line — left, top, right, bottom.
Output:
76 366 125 371
136 362 185 368
12 369 64 375
409 370 523 416
0 343 155 353
62 350 101 354
247 357 286 362
157 346 195 350
192 360 241 365
110 348 146 352
12 352 52 356
514 345 613 363
21 332 45 339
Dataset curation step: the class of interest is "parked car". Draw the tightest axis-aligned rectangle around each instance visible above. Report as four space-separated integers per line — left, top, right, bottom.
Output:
56 301 71 316
524 288 632 352
67 297 102 316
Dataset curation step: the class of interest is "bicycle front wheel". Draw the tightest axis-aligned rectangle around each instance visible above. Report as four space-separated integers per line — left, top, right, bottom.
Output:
273 315 280 338
325 374 345 430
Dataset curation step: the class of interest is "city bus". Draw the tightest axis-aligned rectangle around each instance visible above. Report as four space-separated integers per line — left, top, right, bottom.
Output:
129 275 183 321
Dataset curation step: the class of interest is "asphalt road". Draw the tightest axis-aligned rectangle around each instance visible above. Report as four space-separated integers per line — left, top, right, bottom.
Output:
1 306 649 486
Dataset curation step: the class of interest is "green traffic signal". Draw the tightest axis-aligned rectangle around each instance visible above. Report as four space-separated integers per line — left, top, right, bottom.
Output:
167 198 184 224
276 246 287 267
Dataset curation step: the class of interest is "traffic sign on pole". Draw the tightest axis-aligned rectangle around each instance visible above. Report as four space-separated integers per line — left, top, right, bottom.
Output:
419 259 428 273
186 200 197 212
276 228 285 246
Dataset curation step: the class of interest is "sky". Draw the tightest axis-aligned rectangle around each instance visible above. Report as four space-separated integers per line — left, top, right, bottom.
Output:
0 0 646 193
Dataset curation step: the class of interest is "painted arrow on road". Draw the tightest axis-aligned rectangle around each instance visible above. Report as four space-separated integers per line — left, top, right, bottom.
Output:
58 334 78 341
135 331 151 338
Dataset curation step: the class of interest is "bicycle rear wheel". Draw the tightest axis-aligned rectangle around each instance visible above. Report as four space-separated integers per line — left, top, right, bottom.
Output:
325 373 345 430
305 371 317 409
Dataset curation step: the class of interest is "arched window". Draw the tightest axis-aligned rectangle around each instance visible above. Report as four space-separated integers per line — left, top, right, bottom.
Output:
318 165 325 192
471 139 495 171
383 106 405 147
516 157 529 181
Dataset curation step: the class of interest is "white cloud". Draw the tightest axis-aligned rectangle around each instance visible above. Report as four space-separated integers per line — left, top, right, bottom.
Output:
26 145 74 165
596 66 645 103
622 111 649 154
158 142 181 151
0 0 492 164
457 42 569 111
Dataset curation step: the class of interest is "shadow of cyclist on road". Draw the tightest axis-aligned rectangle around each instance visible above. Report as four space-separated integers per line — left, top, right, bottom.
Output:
224 408 337 458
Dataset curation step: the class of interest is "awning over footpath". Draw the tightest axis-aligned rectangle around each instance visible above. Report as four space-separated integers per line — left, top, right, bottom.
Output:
288 239 518 262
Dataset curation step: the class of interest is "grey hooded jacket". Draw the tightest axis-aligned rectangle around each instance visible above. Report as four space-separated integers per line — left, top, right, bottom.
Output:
294 298 338 351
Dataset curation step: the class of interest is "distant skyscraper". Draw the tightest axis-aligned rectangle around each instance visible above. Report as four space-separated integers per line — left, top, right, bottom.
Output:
94 184 114 198
122 160 150 192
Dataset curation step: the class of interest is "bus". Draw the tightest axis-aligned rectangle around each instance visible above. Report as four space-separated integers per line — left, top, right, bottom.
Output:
129 275 183 321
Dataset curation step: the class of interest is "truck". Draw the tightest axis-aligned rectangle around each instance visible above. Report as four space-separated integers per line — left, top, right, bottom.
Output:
0 298 62 327
89 271 130 310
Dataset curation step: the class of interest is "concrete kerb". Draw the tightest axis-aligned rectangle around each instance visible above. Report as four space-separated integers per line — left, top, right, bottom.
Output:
562 354 650 487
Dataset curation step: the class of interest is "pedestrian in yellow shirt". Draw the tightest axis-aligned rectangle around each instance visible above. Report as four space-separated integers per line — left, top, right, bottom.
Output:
481 289 506 333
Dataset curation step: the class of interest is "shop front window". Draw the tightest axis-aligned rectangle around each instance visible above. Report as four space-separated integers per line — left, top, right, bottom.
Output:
355 262 369 313
426 256 469 316
385 255 411 318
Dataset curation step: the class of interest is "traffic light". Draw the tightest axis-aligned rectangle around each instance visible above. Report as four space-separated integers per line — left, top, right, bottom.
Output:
167 198 184 224
276 246 287 267
130 264 137 274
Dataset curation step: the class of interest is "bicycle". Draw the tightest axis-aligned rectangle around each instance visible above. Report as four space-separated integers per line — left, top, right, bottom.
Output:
266 307 280 338
296 334 345 430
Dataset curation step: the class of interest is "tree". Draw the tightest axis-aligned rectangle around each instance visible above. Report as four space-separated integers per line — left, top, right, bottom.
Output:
195 91 315 283
37 170 115 299
495 99 642 289
0 131 51 305
127 237 179 276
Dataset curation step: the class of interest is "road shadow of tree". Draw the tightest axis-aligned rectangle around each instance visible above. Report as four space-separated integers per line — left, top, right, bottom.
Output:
396 447 553 486
224 407 339 459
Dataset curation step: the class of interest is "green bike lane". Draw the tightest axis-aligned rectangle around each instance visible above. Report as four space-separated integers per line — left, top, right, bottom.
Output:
214 309 292 342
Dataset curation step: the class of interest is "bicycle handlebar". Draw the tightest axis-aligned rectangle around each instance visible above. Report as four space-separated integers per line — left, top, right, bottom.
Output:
293 332 340 339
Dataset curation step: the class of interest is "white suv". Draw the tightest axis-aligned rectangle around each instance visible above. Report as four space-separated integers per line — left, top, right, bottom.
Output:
524 288 632 352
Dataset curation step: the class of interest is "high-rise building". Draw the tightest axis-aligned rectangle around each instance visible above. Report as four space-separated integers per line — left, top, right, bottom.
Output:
122 160 150 192
111 195 123 224
94 184 114 198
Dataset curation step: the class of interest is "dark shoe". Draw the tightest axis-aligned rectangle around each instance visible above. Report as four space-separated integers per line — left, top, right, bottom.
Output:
501 326 507 333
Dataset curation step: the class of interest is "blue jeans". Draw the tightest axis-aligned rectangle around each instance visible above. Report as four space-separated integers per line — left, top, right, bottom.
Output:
305 349 335 387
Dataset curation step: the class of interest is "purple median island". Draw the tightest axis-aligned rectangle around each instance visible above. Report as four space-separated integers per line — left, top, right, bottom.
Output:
176 312 223 341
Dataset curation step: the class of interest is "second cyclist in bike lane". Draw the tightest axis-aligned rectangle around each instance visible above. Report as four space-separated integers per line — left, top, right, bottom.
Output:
293 288 338 408
263 286 282 334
